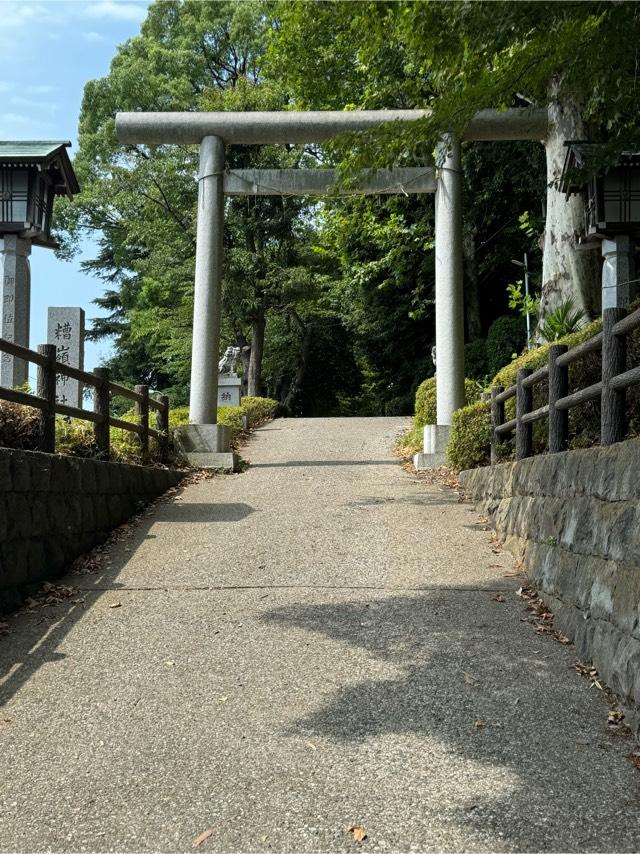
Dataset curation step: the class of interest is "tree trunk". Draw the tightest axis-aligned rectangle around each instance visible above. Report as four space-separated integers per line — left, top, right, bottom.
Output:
247 309 265 397
282 322 313 414
541 96 601 322
236 332 251 396
462 228 482 340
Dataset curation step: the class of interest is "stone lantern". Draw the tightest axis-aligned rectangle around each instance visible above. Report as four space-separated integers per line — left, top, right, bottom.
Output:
0 141 80 386
560 142 640 308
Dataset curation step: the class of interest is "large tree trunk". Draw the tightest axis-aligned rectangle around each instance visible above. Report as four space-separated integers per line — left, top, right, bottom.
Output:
282 308 313 415
236 332 251 396
462 228 482 340
247 309 265 397
541 96 601 321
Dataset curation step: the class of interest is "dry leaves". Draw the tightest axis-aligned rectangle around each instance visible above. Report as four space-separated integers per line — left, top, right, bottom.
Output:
493 594 506 603
629 748 640 769
192 829 213 848
24 582 82 610
574 661 603 690
349 826 367 843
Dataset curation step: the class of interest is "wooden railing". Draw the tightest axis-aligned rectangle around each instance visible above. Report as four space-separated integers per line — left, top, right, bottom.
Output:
490 306 640 463
0 339 169 463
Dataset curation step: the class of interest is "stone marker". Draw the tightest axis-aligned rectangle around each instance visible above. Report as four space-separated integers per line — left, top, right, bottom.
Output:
218 374 241 407
0 235 31 388
47 307 85 408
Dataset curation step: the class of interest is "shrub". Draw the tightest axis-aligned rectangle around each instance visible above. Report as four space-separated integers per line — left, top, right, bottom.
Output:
446 400 492 471
486 315 527 376
464 338 489 380
0 394 279 464
0 401 40 450
414 376 482 430
240 396 278 427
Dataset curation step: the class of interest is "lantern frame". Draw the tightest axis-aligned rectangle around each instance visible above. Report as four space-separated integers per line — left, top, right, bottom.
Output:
0 141 79 249
560 141 640 242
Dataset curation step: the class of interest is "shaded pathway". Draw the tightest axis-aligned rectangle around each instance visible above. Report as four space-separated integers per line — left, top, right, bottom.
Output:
1 418 639 851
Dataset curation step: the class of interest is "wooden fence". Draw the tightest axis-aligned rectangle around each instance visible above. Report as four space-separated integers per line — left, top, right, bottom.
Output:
490 306 640 463
0 338 169 462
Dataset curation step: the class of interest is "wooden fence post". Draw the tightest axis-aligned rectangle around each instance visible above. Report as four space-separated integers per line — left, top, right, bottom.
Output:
135 384 149 462
93 367 110 460
490 386 504 465
36 344 56 453
602 307 627 446
156 395 169 464
516 368 533 459
548 344 569 453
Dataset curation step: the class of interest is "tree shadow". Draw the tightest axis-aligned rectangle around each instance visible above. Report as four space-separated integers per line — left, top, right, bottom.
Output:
0 498 256 706
261 590 640 851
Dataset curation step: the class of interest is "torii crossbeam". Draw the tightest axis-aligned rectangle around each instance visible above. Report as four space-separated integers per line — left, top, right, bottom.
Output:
116 108 548 465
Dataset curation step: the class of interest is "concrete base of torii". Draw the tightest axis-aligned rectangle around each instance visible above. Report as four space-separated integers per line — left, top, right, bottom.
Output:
173 424 239 472
414 425 451 470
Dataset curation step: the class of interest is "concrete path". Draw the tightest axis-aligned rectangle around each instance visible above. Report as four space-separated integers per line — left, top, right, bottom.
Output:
1 417 640 852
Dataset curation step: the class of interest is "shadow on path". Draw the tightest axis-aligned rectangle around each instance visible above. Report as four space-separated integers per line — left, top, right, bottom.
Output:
0 499 255 707
261 590 640 851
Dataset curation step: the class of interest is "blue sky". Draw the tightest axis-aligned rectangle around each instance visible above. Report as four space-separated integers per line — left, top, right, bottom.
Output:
0 0 150 374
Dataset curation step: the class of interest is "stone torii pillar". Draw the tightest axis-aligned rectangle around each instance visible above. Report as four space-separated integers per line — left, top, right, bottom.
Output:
116 108 548 467
190 135 225 425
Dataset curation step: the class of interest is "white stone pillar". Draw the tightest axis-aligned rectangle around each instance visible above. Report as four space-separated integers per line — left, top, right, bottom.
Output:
189 135 225 424
1 235 31 388
601 235 636 309
434 135 465 425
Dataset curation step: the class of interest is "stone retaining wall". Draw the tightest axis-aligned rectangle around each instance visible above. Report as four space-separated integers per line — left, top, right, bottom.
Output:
0 447 185 611
460 438 640 734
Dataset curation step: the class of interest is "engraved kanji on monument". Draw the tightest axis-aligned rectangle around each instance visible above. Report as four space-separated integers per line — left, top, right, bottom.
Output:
47 307 85 408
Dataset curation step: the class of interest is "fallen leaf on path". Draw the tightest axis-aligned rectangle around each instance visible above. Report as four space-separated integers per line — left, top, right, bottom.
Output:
474 719 485 729
349 826 367 843
463 671 479 685
192 829 213 848
608 709 625 727
306 741 317 751
109 602 122 609
629 749 640 769
493 594 506 603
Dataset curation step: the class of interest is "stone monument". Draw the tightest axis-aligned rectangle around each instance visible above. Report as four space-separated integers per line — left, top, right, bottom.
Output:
47 307 85 408
217 345 242 407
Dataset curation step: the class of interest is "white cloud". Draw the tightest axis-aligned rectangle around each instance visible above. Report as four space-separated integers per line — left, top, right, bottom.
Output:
11 95 55 110
0 82 14 93
26 84 55 95
0 4 43 28
82 1 147 22
82 30 108 43
0 111 52 130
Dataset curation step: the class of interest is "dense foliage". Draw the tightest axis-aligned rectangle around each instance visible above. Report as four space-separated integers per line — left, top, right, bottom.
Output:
56 1 640 418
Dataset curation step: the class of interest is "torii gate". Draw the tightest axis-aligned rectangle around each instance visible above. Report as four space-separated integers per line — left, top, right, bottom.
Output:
116 108 547 465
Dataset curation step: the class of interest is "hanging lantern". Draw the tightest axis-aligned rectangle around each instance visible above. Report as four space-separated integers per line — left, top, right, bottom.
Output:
0 141 79 249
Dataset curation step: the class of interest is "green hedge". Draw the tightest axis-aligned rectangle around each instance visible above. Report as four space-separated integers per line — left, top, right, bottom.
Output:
415 376 482 430
443 321 602 471
397 376 482 455
446 400 492 470
0 394 279 465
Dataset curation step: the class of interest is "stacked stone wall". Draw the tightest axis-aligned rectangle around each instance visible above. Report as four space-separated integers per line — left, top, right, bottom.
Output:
460 438 640 733
0 447 184 611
